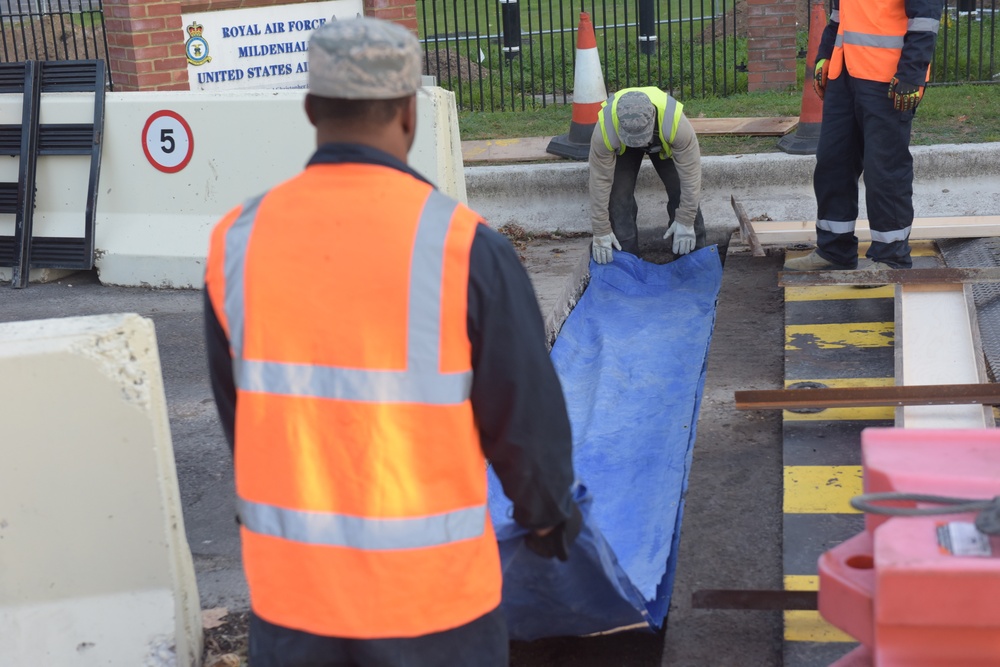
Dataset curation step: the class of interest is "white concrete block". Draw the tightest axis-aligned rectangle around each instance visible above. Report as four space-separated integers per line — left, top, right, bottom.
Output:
0 313 202 666
0 86 468 287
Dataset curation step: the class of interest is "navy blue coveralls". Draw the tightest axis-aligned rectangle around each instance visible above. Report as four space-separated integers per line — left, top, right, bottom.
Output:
813 0 944 269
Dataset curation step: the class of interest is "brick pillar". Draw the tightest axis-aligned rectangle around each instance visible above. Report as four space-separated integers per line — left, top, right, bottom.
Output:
747 0 799 91
364 0 417 34
105 0 189 91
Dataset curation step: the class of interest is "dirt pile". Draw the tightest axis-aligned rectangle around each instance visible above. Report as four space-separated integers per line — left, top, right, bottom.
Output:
1 18 106 62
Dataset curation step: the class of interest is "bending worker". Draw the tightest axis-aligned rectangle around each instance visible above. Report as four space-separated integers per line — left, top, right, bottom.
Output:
786 0 944 271
589 87 706 264
204 17 581 667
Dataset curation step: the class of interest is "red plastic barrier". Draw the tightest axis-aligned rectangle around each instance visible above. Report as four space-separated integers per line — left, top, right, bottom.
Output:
819 428 1000 666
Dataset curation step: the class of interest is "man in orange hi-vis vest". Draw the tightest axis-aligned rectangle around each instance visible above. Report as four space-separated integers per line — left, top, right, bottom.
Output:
204 17 581 667
786 0 944 272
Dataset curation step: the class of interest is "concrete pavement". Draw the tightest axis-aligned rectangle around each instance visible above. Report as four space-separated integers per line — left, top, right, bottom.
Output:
3 138 997 665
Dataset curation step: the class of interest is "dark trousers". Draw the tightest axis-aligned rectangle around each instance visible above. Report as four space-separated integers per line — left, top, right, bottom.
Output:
248 606 509 667
609 147 707 256
813 70 915 269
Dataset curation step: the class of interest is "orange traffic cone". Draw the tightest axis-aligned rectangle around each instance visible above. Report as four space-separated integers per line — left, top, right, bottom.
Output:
546 13 608 160
777 0 827 155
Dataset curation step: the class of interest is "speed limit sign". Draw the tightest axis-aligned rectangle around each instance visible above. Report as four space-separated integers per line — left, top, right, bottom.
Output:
142 110 194 173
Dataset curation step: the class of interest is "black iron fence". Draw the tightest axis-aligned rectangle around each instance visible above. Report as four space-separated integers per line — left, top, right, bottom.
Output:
0 0 112 88
421 0 999 111
0 0 994 103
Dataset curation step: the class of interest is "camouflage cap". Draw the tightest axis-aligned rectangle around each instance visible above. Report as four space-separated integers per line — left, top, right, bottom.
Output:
308 17 422 100
616 91 656 147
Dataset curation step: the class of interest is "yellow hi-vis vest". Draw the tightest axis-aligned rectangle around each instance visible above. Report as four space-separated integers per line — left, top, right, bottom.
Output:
598 87 683 159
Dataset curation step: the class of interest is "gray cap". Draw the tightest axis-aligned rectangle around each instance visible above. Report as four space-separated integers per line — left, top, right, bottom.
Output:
616 91 656 147
308 17 422 100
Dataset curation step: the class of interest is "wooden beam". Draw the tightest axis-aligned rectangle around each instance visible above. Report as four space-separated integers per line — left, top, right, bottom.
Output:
731 195 765 257
736 383 1000 411
754 216 1000 244
689 117 798 136
897 283 994 428
778 267 1000 287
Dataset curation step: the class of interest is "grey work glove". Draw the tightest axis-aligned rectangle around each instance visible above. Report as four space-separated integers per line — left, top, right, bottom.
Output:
592 232 621 264
663 221 696 255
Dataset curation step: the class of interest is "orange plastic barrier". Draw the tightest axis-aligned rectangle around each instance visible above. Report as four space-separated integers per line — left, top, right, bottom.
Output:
819 428 1000 666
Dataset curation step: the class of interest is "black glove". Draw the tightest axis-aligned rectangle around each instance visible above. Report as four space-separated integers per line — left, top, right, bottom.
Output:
888 77 924 112
524 501 583 561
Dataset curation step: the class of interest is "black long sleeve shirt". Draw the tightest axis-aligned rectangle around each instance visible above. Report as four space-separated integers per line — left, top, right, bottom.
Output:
204 143 576 532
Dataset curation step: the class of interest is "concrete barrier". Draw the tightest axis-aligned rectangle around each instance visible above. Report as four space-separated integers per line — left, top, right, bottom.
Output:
0 86 465 287
0 313 202 666
465 142 1000 240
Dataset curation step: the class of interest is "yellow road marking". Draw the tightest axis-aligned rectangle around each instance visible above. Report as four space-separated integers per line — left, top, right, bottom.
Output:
782 377 894 421
785 284 894 301
785 611 857 642
782 576 856 642
785 574 818 590
784 406 894 421
784 378 893 389
786 322 893 350
784 466 863 514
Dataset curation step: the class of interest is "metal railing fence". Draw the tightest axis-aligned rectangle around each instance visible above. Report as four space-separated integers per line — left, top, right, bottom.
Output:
421 0 999 112
0 0 112 89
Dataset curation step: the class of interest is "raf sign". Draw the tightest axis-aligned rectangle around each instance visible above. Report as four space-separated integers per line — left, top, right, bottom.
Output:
183 0 364 91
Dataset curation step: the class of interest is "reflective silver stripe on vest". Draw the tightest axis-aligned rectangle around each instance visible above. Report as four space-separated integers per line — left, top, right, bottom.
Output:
602 95 621 150
238 497 487 549
224 194 265 381
842 31 905 49
222 188 472 405
817 218 856 234
869 226 911 244
831 9 839 21
907 17 940 34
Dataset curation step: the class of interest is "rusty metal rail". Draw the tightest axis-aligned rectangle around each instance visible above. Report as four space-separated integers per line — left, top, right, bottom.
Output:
778 267 1000 287
735 383 1000 411
692 589 818 611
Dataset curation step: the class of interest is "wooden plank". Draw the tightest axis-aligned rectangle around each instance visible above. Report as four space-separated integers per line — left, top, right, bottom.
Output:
461 117 800 163
778 267 1000 287
689 116 799 136
731 195 765 257
754 216 1000 244
462 136 560 164
897 283 994 428
736 383 1000 410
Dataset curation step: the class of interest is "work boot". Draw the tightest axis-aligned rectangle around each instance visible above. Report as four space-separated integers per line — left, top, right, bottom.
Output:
783 250 855 271
854 259 893 288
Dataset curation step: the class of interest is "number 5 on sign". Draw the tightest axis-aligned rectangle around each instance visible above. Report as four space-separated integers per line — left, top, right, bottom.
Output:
142 110 194 173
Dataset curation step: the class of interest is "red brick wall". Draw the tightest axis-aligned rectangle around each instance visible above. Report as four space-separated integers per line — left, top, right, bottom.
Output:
746 0 799 92
105 0 416 91
105 0 189 91
364 0 417 34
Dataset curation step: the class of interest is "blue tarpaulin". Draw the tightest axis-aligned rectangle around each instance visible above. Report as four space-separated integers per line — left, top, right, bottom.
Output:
487 247 723 640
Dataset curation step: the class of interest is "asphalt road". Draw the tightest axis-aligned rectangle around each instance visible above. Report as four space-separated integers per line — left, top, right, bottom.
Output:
1 245 785 666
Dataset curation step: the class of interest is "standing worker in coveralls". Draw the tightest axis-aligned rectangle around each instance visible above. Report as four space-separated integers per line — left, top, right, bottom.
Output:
203 17 581 667
588 87 706 265
785 0 945 271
